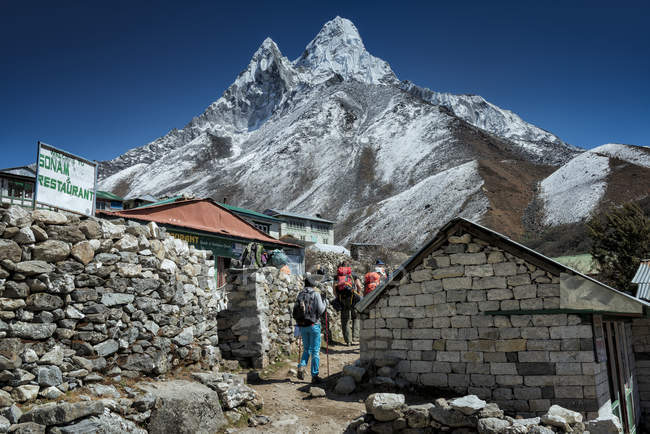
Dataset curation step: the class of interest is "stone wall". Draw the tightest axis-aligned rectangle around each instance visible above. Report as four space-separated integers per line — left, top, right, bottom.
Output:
359 231 609 419
218 267 342 368
0 205 224 406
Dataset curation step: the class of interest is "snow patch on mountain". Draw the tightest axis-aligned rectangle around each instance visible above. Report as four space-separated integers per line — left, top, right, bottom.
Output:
591 143 650 168
99 163 149 194
294 16 396 85
344 161 489 247
540 152 610 226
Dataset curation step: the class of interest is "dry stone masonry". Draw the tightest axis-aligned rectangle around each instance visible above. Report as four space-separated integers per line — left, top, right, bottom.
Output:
346 393 623 433
218 267 342 368
0 205 225 410
359 231 612 419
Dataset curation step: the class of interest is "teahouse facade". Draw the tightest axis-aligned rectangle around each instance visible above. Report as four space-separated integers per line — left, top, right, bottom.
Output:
357 218 649 432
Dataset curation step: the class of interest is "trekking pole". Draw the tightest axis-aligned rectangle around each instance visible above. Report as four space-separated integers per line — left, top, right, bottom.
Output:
325 311 330 377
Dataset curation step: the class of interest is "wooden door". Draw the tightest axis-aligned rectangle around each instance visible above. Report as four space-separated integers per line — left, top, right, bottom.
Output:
604 320 636 433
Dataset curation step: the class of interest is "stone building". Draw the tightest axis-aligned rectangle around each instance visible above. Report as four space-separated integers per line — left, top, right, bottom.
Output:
356 218 649 432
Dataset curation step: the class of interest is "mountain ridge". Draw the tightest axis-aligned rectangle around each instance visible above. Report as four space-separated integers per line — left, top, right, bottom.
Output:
98 17 649 251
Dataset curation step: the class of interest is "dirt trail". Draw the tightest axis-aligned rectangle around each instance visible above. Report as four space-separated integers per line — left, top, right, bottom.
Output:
239 343 367 433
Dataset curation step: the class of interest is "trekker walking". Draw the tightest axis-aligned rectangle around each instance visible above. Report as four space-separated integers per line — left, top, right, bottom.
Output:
334 261 362 346
364 259 388 296
293 273 328 383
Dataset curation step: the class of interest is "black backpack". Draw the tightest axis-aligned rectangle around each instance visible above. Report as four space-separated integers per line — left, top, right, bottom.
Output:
293 290 318 326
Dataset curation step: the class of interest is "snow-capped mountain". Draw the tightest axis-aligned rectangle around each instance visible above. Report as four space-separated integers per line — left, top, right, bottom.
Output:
98 17 647 249
538 143 650 226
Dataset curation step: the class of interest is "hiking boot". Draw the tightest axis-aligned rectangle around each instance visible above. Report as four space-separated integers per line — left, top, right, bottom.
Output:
311 375 322 384
297 366 305 380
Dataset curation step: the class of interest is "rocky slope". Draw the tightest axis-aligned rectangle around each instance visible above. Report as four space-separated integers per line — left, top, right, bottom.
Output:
98 17 648 250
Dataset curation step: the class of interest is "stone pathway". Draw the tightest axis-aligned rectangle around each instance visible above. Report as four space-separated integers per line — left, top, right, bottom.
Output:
238 343 366 433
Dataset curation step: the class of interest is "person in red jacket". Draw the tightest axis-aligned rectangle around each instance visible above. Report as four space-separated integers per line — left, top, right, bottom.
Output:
364 259 388 295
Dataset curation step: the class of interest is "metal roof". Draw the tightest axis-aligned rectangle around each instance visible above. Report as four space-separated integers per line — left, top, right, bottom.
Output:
357 217 650 313
264 209 334 224
98 198 297 248
220 203 281 222
633 261 650 301
125 194 158 202
0 166 37 178
96 191 124 201
135 196 183 209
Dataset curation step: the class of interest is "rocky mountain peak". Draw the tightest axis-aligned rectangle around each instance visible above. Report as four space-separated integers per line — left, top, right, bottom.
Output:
294 16 397 85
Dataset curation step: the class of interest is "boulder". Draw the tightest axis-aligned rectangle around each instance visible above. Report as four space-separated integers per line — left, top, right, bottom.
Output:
428 404 474 428
78 220 101 239
49 411 147 434
26 293 64 311
12 385 39 402
39 387 64 399
20 401 103 426
100 293 134 306
13 227 35 244
45 225 85 243
114 234 138 252
478 403 503 419
365 393 406 422
541 404 582 430
584 415 624 434
528 426 555 434
15 261 54 276
70 241 94 265
37 365 62 387
0 390 14 407
343 365 366 382
172 327 193 346
450 395 487 415
30 225 48 242
100 220 125 239
334 375 356 395
32 210 67 225
478 417 511 433
309 387 326 398
3 206 32 227
32 240 70 262
405 404 433 428
139 380 227 434
9 322 56 339
39 345 64 366
218 383 259 410
0 415 9 433
94 339 119 357
0 405 22 423
7 422 45 434
0 240 22 262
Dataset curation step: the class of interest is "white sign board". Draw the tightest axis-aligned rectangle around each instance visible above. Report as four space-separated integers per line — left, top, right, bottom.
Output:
35 142 97 216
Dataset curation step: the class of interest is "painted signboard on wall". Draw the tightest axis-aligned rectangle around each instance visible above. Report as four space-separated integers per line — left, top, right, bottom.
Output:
35 142 97 216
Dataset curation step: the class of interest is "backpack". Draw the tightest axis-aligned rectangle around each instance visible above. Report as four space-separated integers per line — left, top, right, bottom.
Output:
270 249 289 267
292 290 318 326
255 243 267 267
364 271 381 295
336 266 354 293
240 243 255 267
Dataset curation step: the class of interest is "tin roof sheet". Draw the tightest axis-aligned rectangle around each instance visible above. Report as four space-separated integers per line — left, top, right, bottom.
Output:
633 261 650 300
98 198 297 248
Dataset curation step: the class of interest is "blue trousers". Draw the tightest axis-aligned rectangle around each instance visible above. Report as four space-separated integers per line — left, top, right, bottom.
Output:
298 324 321 377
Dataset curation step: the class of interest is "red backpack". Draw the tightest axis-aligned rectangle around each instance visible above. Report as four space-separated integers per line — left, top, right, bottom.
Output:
336 266 354 292
364 272 381 295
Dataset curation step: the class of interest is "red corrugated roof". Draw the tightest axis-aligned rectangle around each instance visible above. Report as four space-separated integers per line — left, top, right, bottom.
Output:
98 198 297 247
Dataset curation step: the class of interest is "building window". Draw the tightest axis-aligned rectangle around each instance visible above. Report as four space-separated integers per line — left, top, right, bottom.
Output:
322 238 329 244
96 201 106 210
312 223 330 233
287 220 305 229
252 221 270 234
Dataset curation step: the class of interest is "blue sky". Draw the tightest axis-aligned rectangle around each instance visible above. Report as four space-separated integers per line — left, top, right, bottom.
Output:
1 1 648 168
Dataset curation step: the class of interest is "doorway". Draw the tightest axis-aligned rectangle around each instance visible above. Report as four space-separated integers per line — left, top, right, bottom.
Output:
603 320 636 433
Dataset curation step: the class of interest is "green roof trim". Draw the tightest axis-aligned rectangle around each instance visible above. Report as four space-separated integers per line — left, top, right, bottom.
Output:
219 203 281 222
134 196 183 209
96 191 124 201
